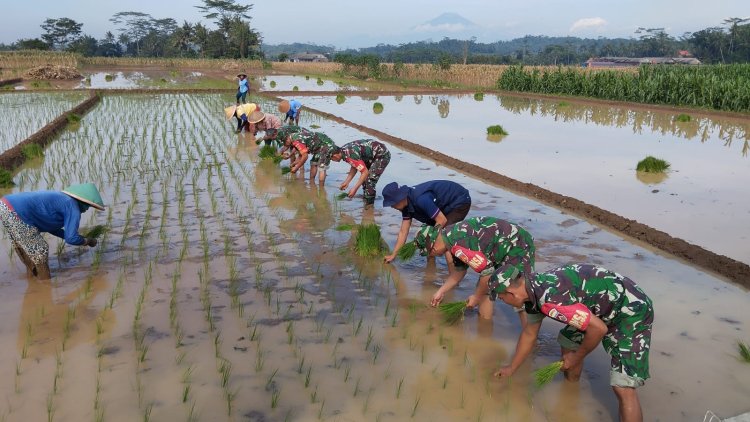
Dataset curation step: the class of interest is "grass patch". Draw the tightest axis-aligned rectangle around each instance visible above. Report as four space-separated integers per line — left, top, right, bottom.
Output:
30 80 52 88
474 92 484 101
354 224 385 257
396 241 417 261
21 144 44 159
438 301 467 325
0 169 15 188
675 113 692 122
533 361 563 388
66 113 82 123
336 94 346 104
373 102 384 114
83 225 108 238
636 156 670 173
739 341 750 363
487 125 508 136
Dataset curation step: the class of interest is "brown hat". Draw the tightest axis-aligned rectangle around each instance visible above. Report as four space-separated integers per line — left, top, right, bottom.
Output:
248 111 266 124
278 100 290 113
224 105 238 120
237 73 247 78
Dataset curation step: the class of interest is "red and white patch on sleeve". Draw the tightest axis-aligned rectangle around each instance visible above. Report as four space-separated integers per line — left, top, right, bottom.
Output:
346 159 366 172
450 245 488 272
292 140 308 154
541 303 591 330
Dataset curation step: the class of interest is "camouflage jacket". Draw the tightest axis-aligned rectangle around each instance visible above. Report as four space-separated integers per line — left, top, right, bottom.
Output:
340 139 388 172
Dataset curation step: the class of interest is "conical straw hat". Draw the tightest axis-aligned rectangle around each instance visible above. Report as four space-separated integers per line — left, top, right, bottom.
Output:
248 111 266 124
62 183 105 211
224 105 237 120
278 100 290 113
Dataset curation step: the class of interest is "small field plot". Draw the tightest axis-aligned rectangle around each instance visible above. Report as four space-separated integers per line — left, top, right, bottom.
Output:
0 92 88 152
259 75 366 92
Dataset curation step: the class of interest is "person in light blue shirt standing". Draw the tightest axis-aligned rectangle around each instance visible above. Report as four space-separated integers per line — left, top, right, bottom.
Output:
279 99 302 125
0 183 106 279
236 73 249 105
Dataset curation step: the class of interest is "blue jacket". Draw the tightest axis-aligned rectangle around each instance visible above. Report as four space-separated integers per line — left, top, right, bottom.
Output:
401 180 471 225
4 191 86 245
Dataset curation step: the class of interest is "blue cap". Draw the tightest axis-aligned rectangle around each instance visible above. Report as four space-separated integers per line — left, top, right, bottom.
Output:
382 182 410 207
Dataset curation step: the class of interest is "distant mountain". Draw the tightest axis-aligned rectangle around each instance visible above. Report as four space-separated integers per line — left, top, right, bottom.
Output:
412 13 477 33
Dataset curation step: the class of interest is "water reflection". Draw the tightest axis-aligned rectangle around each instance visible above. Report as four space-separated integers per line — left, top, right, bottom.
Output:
438 98 450 118
497 96 750 156
635 171 669 185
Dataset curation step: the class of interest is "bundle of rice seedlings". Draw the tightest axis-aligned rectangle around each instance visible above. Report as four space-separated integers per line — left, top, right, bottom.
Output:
373 103 384 114
354 224 384 257
738 341 750 363
396 241 417 261
335 192 348 200
675 113 692 122
336 94 346 104
487 125 509 136
83 225 108 238
335 224 354 231
636 156 670 173
533 361 563 388
474 92 484 101
438 301 467 325
259 146 283 163
281 166 291 175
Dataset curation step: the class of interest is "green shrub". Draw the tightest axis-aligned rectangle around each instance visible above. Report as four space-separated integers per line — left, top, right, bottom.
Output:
487 125 509 136
373 102 384 114
636 156 670 173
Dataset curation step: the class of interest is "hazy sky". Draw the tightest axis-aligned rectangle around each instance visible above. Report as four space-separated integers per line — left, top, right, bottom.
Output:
2 0 748 48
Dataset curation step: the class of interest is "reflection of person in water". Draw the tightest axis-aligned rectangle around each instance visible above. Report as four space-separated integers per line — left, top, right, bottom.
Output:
17 275 112 359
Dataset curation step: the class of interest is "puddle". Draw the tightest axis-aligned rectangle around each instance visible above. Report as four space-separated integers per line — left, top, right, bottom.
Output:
0 93 747 421
300 94 750 264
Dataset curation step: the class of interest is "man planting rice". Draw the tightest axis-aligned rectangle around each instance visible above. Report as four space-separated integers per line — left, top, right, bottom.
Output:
283 130 339 184
381 180 472 264
278 99 303 125
492 264 653 422
330 139 391 206
1 183 106 279
413 216 535 319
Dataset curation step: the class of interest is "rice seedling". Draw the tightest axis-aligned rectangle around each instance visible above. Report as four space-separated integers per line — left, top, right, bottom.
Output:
336 94 346 104
293 86 299 91
636 156 670 173
474 92 484 101
316 77 324 85
738 341 750 363
22 144 44 159
533 361 564 388
438 301 467 325
411 395 421 418
396 378 404 398
270 80 276 88
354 224 385 257
486 125 509 136
675 113 692 122
83 225 108 238
271 389 281 408
396 241 417 261
373 102 384 114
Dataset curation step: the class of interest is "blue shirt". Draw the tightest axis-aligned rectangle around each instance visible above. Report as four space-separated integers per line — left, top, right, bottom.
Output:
4 191 86 245
286 99 302 118
238 79 249 93
401 180 471 225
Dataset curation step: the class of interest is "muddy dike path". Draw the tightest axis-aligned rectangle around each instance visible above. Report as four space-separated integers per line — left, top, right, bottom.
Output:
261 91 750 287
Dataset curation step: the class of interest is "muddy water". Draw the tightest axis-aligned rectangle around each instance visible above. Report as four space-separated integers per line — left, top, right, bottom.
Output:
0 92 88 152
299 94 750 265
0 93 748 422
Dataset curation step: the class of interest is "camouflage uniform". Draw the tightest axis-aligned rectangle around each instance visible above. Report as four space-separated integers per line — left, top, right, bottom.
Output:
442 216 535 299
340 139 391 204
524 264 653 387
271 125 310 148
290 131 338 169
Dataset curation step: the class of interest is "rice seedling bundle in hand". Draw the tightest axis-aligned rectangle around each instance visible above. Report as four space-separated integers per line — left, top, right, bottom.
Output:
83 225 108 238
259 145 283 163
354 224 385 257
636 156 670 173
396 241 417 261
533 361 563 388
335 192 348 200
281 166 291 175
438 301 467 325
738 341 750 363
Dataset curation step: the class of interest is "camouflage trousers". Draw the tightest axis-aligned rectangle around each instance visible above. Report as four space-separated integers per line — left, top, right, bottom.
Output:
362 150 391 204
488 226 536 300
558 292 653 387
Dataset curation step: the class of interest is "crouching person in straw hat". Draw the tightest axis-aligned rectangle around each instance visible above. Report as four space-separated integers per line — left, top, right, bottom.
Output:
381 180 471 264
1 183 106 279
413 216 535 319
330 139 390 205
224 103 260 134
493 264 653 422
248 111 283 147
278 99 302 126
283 130 339 183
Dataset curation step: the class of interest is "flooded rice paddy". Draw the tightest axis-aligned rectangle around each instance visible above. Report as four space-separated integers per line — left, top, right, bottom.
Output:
0 92 748 421
259 75 366 92
299 94 750 264
0 92 88 151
